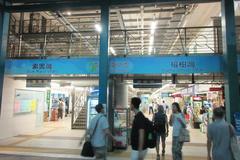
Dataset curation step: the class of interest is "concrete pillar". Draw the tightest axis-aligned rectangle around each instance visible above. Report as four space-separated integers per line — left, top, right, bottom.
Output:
221 0 240 124
0 7 9 114
115 79 128 108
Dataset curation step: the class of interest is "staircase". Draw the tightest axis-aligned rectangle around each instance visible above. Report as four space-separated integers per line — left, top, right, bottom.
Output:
72 106 87 129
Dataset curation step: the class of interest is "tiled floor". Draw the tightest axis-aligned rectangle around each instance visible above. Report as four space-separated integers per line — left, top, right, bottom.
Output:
0 116 208 160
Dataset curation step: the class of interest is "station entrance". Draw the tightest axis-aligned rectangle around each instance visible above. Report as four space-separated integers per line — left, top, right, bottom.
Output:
0 73 224 159
0 0 239 159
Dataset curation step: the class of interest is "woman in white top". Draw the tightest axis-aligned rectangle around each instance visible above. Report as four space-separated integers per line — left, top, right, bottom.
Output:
169 102 186 160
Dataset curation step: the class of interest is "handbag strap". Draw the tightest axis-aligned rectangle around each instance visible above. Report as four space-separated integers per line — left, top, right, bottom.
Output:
90 115 103 139
177 113 186 128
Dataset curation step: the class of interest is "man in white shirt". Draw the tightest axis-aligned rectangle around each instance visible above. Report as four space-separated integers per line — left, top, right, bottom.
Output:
162 100 167 114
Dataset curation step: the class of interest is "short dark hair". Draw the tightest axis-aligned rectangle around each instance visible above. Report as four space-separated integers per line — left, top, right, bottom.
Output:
213 107 225 119
172 102 182 113
131 97 141 109
95 103 103 113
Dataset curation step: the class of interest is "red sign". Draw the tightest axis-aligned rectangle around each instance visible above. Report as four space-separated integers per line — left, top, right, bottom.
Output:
193 96 202 101
209 87 222 92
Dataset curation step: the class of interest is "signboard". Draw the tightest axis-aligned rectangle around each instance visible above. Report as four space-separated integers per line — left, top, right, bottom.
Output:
26 79 51 87
5 57 99 75
6 54 240 75
133 79 162 88
161 92 171 97
209 87 223 92
110 55 223 74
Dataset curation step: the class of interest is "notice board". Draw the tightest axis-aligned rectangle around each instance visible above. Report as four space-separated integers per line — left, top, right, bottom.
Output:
14 89 45 114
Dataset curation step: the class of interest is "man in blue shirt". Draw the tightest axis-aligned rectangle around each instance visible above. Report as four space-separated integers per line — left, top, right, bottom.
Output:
207 107 233 160
88 104 115 160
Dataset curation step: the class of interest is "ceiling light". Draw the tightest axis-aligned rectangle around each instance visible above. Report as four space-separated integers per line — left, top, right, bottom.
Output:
95 24 102 33
67 12 71 16
110 47 116 55
150 36 154 45
151 21 157 32
148 46 152 53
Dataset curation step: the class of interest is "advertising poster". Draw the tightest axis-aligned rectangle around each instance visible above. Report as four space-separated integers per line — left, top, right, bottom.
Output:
14 89 44 114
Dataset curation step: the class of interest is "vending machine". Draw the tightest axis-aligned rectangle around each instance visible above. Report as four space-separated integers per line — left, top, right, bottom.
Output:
113 108 130 149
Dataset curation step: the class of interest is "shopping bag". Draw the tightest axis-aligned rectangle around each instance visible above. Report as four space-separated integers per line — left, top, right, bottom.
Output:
81 141 94 157
179 128 190 142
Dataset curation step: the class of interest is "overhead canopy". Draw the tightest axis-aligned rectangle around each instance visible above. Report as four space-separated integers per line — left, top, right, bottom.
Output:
4 0 221 12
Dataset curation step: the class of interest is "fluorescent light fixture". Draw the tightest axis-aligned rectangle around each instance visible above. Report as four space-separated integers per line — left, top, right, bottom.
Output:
51 82 60 88
148 46 152 53
151 21 157 34
150 36 154 45
110 47 117 56
95 24 102 32
67 12 71 16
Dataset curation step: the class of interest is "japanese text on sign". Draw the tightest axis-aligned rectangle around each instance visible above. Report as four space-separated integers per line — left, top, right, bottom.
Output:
171 61 195 68
32 63 52 70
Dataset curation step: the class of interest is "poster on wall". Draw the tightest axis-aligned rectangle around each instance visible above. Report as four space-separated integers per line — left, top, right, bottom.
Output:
14 89 44 114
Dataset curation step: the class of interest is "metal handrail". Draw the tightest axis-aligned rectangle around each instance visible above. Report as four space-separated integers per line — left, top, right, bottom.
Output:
8 23 240 58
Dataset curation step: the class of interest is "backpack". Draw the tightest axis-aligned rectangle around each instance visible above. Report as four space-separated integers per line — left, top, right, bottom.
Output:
153 112 166 133
144 117 157 148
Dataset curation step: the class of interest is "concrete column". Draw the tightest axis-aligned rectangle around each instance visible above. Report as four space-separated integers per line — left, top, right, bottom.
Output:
115 79 128 108
0 7 9 114
221 0 240 124
99 4 109 105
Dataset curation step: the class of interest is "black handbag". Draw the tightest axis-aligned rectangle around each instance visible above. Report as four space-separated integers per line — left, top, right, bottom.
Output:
81 141 94 157
81 116 103 157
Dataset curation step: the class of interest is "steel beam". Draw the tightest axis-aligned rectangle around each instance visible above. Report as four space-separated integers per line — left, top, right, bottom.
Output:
5 0 220 12
221 0 240 124
0 8 10 114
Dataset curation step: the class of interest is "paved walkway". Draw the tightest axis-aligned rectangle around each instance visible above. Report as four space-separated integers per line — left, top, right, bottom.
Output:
0 117 208 160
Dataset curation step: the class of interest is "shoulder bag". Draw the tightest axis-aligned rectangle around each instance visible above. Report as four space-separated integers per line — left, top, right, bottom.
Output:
81 116 103 157
229 125 240 160
178 114 190 143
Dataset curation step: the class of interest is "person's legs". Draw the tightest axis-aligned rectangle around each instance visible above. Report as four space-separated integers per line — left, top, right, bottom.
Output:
141 149 148 159
172 136 178 160
176 141 183 160
60 109 63 119
156 134 160 156
131 149 148 160
161 134 166 156
131 150 139 160
57 109 60 119
151 107 154 114
94 147 107 160
172 137 183 160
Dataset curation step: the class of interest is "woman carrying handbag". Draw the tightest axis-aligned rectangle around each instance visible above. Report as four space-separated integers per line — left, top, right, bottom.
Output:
169 102 187 160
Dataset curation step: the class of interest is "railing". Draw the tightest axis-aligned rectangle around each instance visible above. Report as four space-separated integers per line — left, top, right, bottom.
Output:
8 22 240 58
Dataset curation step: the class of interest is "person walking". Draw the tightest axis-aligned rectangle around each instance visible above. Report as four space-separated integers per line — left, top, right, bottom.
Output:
152 105 169 159
169 102 186 160
57 98 64 119
149 102 154 115
87 103 115 160
162 100 167 114
130 97 148 160
207 107 234 160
